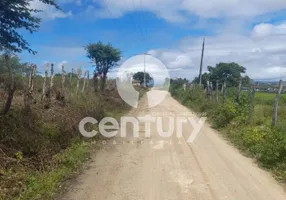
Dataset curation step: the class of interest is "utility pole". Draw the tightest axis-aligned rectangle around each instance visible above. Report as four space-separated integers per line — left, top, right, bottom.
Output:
199 38 205 86
144 53 146 87
143 52 151 87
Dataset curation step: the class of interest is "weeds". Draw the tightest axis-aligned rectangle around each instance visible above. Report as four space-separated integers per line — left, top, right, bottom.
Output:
170 82 286 183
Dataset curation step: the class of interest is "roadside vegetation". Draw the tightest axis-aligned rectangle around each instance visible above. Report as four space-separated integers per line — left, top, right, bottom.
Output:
170 62 286 184
0 40 146 199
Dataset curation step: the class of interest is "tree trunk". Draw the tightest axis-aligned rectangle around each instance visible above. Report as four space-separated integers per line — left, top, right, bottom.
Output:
93 72 98 92
2 55 15 114
100 74 107 91
272 80 283 126
249 84 256 124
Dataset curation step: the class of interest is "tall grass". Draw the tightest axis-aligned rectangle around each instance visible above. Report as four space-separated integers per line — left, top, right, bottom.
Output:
170 83 286 183
0 75 133 200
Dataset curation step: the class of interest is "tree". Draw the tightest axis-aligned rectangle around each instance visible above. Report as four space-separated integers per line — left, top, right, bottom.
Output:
242 75 252 87
0 55 30 76
133 72 153 86
0 0 59 54
192 72 209 86
193 62 246 88
85 42 121 91
1 54 15 114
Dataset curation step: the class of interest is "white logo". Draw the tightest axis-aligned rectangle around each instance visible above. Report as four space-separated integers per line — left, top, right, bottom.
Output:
116 54 170 108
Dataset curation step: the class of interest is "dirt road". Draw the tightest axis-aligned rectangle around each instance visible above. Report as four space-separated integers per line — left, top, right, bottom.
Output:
60 90 286 200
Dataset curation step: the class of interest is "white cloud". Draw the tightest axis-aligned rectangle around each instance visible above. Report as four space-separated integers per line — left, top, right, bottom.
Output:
57 60 68 70
252 23 286 38
87 0 286 22
148 22 286 81
30 0 73 20
21 46 90 75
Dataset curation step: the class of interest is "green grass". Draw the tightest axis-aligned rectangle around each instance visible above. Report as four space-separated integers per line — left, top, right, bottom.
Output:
170 85 286 184
15 142 91 200
255 92 286 105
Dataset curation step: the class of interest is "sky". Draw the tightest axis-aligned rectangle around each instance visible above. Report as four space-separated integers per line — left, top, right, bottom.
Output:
19 0 286 81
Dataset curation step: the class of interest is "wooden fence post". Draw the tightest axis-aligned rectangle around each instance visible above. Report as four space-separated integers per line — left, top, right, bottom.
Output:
82 70 88 92
61 65 66 89
272 80 283 126
42 63 49 101
249 84 256 124
206 80 212 99
236 77 242 102
24 64 36 111
210 81 213 99
50 63 54 89
86 71 89 91
70 68 73 90
222 81 226 104
56 64 66 101
76 68 82 94
216 80 219 103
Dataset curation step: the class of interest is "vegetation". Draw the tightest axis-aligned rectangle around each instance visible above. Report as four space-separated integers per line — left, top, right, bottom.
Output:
255 92 286 105
170 64 286 184
0 0 59 54
85 42 121 91
0 50 138 199
133 71 153 86
193 62 252 88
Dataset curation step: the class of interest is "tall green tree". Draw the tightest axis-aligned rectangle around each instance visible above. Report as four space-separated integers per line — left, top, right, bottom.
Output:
193 62 248 88
0 0 59 54
207 62 246 87
86 42 121 91
133 72 153 86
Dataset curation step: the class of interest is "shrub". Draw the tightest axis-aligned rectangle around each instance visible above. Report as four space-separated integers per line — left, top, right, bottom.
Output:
212 99 236 128
241 126 268 148
255 127 286 168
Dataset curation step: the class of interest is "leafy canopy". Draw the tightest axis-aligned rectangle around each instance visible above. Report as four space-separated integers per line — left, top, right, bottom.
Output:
85 42 121 75
193 62 251 87
0 0 59 54
133 72 153 85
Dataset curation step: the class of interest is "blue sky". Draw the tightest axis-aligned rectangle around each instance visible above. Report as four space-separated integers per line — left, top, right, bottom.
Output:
19 0 286 80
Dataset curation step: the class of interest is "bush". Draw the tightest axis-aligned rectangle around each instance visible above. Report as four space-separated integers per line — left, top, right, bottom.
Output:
254 127 286 169
212 99 236 128
241 126 268 148
170 82 286 183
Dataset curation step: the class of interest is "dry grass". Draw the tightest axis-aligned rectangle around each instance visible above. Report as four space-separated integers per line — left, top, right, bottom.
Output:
0 76 132 200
